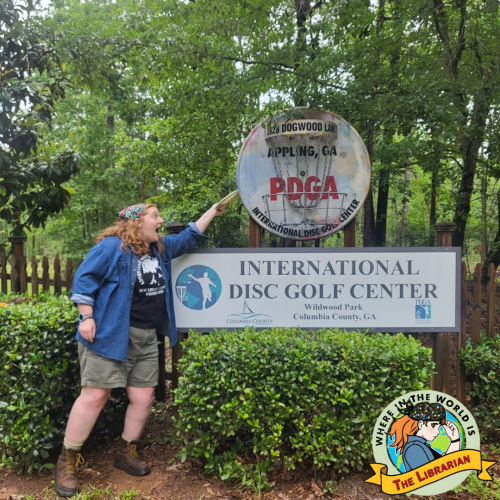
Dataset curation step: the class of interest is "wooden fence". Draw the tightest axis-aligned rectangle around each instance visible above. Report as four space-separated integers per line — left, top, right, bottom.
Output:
452 262 498 404
468 263 498 343
0 253 82 295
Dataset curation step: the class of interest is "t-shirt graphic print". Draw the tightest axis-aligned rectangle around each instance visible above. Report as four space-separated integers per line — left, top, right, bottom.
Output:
130 251 166 329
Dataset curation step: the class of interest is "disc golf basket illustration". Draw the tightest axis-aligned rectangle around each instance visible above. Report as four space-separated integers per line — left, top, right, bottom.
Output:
264 122 348 227
176 285 187 303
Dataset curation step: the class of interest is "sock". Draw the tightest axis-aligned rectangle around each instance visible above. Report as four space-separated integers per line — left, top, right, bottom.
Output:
122 433 135 443
63 438 83 451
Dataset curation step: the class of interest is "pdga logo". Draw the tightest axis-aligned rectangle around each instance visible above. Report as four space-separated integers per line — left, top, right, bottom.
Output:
366 390 495 495
415 299 432 324
175 265 222 310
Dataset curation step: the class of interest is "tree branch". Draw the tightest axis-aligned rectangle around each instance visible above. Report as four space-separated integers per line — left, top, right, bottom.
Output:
471 38 483 79
454 0 467 70
174 44 348 92
432 0 451 46
191 50 296 71
311 1 323 13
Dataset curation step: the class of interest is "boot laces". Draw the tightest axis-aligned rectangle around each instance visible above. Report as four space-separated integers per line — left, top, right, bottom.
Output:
127 443 139 458
65 449 84 475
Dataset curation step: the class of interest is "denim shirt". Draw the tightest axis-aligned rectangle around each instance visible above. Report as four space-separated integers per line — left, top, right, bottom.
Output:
71 222 208 361
402 435 442 472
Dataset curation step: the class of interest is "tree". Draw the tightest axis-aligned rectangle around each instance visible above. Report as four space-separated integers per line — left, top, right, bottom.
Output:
39 0 500 257
0 0 79 239
426 0 500 249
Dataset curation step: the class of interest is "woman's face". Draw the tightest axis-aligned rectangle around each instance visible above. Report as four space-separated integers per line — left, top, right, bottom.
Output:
140 207 163 243
418 420 441 442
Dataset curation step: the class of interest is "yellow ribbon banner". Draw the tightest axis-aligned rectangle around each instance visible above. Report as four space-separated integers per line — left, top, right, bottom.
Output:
366 450 496 495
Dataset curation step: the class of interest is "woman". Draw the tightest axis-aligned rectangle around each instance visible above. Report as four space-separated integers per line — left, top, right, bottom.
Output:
388 402 461 472
54 202 225 497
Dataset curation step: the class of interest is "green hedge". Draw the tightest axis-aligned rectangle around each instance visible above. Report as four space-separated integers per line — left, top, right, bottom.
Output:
0 294 141 472
460 335 500 438
0 294 79 471
174 328 433 491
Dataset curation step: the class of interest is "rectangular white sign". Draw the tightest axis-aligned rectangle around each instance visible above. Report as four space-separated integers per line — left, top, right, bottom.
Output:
171 248 460 332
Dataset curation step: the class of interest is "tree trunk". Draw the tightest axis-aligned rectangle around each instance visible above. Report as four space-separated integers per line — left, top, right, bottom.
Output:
293 0 311 105
429 167 438 246
363 120 376 247
401 165 411 247
375 168 390 246
279 237 296 248
294 0 311 45
373 0 400 248
141 176 147 202
483 188 500 279
453 92 492 248
431 0 495 249
106 107 115 169
279 0 312 246
480 172 488 263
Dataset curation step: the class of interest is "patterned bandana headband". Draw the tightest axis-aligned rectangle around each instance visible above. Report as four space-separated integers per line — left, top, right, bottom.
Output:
118 203 145 221
402 402 446 421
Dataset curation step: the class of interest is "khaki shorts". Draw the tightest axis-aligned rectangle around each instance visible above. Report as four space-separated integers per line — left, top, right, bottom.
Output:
78 326 159 388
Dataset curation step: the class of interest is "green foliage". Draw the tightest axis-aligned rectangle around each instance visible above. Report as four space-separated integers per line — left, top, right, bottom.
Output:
0 293 136 472
0 293 79 471
0 0 80 237
460 335 500 438
489 443 500 455
31 0 500 254
174 328 433 492
452 473 500 500
43 485 140 500
37 91 143 259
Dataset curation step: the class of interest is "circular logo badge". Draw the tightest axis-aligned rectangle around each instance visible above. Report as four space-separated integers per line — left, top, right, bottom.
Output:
236 108 371 241
175 265 222 310
368 390 487 496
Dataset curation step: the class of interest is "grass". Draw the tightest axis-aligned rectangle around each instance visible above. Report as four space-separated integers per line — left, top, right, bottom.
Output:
43 485 140 500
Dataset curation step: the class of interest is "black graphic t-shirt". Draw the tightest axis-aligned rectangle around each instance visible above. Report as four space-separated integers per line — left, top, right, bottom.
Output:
130 249 166 329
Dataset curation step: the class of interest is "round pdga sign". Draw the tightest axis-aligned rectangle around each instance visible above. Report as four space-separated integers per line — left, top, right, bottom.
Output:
236 108 371 241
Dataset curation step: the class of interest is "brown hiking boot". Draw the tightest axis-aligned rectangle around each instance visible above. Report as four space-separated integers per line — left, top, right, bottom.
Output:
113 439 151 476
54 446 84 497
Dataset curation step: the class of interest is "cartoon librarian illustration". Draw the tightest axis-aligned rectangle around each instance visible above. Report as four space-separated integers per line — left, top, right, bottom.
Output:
388 402 461 472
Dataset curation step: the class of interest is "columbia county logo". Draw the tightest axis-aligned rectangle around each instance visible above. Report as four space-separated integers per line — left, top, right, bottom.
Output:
366 390 495 495
175 265 222 310
415 299 431 324
226 300 273 326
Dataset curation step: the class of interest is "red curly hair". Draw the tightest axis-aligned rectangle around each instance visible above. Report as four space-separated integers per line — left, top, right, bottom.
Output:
95 204 164 256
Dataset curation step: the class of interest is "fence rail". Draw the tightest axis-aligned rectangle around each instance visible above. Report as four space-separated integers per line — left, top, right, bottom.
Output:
0 254 82 295
468 262 498 343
